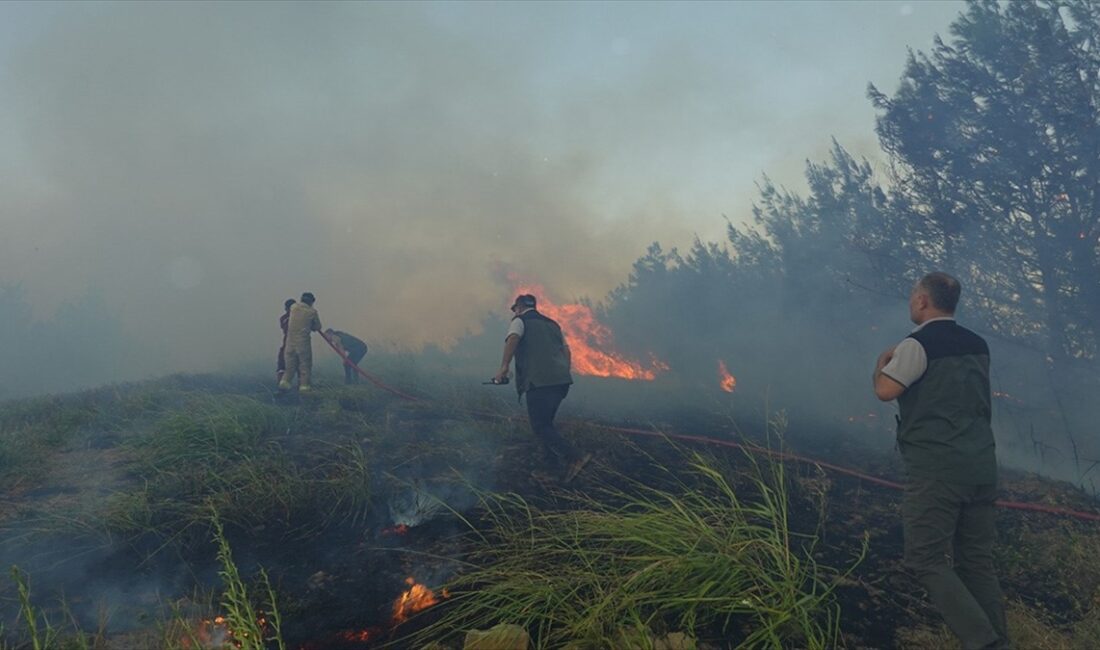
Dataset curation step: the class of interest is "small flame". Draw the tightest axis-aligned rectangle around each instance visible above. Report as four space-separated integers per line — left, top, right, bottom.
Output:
511 280 668 380
718 360 736 393
183 615 237 649
340 629 373 642
382 523 409 536
391 577 443 626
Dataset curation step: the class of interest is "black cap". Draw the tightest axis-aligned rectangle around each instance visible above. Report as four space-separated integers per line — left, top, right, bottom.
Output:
301 292 316 304
511 294 537 310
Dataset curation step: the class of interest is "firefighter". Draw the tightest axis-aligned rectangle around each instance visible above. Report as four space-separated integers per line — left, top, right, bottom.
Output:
279 292 322 392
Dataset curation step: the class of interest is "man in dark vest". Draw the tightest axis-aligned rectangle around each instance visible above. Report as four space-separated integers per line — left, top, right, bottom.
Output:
873 272 1008 650
325 328 368 384
493 294 591 483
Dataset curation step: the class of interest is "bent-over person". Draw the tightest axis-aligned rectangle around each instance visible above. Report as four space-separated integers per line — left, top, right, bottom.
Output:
326 328 368 384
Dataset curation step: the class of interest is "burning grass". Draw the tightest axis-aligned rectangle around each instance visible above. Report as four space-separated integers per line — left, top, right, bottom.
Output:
208 512 285 650
510 281 670 381
404 425 863 649
152 512 287 650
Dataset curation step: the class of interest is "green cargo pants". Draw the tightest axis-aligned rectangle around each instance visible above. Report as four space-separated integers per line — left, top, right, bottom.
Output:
902 479 1009 649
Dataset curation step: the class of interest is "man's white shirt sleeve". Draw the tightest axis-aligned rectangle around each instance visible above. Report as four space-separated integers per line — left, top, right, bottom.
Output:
506 318 525 339
881 338 927 388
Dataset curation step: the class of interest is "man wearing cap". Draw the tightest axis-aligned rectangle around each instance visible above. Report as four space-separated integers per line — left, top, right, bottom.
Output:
873 272 1008 650
493 294 591 483
279 292 322 392
325 328 368 384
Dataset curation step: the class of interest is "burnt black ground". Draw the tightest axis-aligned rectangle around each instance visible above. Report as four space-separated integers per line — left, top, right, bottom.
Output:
0 373 1098 648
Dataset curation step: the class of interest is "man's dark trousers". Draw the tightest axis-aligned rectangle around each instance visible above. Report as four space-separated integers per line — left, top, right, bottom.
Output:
343 350 366 384
525 384 578 467
903 479 1008 649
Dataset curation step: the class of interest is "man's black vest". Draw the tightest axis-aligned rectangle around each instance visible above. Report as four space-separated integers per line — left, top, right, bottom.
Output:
896 320 997 484
513 310 573 396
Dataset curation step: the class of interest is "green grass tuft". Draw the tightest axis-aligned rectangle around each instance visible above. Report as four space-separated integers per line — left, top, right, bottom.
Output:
211 511 286 650
406 422 863 649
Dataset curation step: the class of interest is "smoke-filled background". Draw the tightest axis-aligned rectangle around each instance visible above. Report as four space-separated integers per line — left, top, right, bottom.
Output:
2 5 1100 644
3 1 1100 486
1 1 960 390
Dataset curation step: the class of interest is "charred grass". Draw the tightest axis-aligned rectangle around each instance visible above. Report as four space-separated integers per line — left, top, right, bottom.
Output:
0 372 1099 648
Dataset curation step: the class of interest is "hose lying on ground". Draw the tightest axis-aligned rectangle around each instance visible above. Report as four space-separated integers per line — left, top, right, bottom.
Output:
320 344 1100 523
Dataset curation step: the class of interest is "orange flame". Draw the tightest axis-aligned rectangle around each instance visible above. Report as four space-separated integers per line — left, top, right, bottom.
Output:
382 524 409 536
182 615 236 649
511 281 668 380
340 629 373 642
718 360 736 393
391 577 442 626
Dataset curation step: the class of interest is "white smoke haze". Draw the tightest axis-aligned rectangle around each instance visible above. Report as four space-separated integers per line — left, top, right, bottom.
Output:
0 1 963 391
3 3 1100 642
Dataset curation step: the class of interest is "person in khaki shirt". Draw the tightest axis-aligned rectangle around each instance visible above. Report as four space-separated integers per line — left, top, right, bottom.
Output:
279 292 322 392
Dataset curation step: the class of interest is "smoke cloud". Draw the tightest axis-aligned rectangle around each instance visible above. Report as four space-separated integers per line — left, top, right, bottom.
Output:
0 1 963 392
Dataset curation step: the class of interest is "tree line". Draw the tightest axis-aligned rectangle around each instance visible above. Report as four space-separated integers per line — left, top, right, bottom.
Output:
601 0 1100 488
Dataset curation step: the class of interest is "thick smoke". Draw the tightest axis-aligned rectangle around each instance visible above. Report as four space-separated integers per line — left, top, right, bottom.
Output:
0 1 962 397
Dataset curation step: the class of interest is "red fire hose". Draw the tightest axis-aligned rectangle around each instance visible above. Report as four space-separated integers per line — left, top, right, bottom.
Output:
319 332 423 403
315 344 1100 523
589 423 1100 523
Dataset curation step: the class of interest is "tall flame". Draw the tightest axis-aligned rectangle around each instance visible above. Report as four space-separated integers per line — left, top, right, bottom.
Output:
511 282 668 380
391 577 443 626
718 360 736 393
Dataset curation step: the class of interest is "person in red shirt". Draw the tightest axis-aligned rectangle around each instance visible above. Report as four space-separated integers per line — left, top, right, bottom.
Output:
276 298 295 383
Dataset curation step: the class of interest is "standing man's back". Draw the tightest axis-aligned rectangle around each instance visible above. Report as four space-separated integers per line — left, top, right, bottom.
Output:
896 320 996 484
873 272 1008 650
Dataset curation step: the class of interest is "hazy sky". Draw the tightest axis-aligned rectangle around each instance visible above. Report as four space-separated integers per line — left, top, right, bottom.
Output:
0 1 964 374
